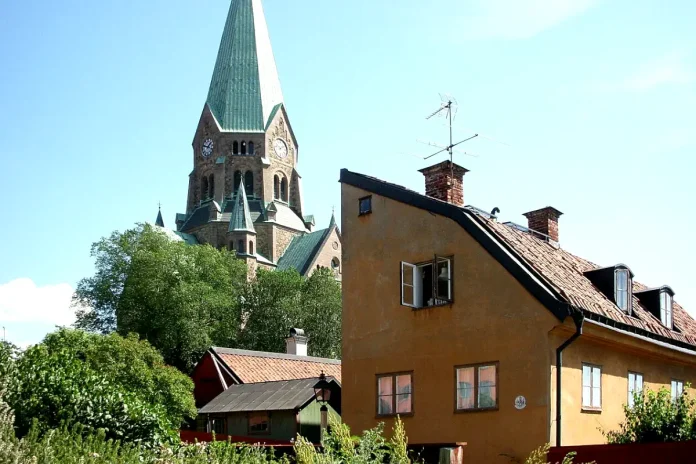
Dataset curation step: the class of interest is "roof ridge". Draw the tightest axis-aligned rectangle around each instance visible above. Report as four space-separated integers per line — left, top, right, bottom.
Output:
212 347 341 364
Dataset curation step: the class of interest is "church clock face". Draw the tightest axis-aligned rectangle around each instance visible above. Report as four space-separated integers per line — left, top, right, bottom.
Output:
273 138 288 159
201 138 214 158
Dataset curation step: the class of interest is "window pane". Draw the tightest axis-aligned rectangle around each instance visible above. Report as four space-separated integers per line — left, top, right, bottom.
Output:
456 368 475 409
396 375 411 394
396 393 412 413
582 365 591 388
378 396 393 415
582 386 591 406
478 365 497 408
378 377 393 396
592 367 601 389
628 373 635 391
436 258 451 300
402 263 415 306
592 386 601 408
249 413 269 433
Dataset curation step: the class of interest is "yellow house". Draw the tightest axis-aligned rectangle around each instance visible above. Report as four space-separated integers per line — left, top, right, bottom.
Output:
339 161 696 463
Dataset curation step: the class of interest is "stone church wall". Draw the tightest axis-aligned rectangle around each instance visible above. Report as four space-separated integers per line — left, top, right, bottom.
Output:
307 227 342 281
275 225 300 261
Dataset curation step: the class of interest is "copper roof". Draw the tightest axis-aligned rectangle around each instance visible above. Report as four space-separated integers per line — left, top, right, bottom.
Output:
212 347 341 383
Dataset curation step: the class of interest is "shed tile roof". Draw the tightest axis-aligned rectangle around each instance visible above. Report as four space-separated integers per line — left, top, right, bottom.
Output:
212 347 341 383
276 228 330 275
199 376 337 414
340 168 696 351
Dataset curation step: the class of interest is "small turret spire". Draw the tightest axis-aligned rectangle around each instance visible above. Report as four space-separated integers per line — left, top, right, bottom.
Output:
329 207 336 228
155 202 165 228
229 182 256 233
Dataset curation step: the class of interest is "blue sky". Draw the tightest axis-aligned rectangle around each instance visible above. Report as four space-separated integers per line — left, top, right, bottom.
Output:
1 0 694 347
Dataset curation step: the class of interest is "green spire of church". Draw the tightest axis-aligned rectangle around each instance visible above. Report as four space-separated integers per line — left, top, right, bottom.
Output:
206 0 284 131
229 182 256 233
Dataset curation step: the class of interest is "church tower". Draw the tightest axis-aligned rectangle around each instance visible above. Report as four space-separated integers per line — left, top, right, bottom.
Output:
174 0 341 278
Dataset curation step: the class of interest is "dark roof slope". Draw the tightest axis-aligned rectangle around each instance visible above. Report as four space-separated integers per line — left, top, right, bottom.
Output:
199 376 337 414
340 168 696 352
276 228 331 275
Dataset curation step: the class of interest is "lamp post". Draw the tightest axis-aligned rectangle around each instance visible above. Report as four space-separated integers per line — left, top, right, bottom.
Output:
313 371 331 441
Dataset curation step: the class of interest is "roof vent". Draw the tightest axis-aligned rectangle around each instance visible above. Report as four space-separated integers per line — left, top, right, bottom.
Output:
286 328 308 356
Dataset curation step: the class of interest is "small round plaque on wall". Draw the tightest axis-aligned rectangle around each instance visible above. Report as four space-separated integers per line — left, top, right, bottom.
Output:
514 395 527 410
332 241 339 250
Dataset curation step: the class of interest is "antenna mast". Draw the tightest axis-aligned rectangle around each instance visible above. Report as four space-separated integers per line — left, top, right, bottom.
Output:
423 95 478 179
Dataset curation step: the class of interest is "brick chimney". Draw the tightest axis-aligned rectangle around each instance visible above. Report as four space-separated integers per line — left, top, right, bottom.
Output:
418 160 469 206
523 207 563 242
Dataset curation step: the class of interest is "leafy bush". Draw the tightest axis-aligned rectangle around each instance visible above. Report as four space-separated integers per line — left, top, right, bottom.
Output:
604 385 696 444
522 443 592 464
4 329 196 448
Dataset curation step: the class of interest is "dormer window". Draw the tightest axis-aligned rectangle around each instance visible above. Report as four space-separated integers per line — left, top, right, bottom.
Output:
615 269 630 312
661 291 673 329
584 264 634 315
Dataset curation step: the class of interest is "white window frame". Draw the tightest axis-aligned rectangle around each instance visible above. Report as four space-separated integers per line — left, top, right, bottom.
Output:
400 256 453 309
615 269 631 313
582 363 602 410
671 379 684 402
627 372 643 408
661 292 673 329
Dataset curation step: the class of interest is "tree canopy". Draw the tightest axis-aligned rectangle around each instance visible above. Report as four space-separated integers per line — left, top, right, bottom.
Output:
3 329 195 447
74 224 342 372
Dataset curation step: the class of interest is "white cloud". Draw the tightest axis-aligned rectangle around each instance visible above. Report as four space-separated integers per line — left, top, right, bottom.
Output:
0 278 77 326
623 52 694 91
456 0 597 40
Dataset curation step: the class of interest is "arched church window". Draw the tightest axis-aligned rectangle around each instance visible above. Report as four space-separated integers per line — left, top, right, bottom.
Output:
280 177 288 202
241 141 247 155
238 239 245 253
249 241 254 255
244 171 254 197
331 257 340 274
201 176 209 200
248 141 254 155
234 171 242 190
233 141 239 155
274 175 280 200
208 174 215 199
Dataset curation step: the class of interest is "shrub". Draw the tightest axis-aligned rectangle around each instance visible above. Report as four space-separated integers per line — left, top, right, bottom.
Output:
604 386 696 444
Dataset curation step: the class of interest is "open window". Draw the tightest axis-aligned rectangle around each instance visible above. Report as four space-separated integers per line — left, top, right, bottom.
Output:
401 255 453 309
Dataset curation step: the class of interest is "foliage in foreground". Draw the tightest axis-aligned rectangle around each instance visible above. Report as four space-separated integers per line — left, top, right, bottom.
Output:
604 385 696 444
522 443 592 464
1 329 195 447
73 224 343 372
0 389 410 464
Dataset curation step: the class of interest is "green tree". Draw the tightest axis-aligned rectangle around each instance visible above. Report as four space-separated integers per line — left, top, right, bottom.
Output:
6 329 195 447
604 386 696 444
238 268 342 358
74 224 247 372
74 224 342 368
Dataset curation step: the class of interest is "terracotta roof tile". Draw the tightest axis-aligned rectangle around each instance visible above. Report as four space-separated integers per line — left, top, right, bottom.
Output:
479 217 696 347
212 348 341 383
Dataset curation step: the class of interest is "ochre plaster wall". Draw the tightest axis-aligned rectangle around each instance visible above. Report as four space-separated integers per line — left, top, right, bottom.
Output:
549 322 696 446
341 184 560 463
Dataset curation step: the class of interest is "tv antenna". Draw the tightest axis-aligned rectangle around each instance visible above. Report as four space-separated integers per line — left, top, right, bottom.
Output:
419 94 479 163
